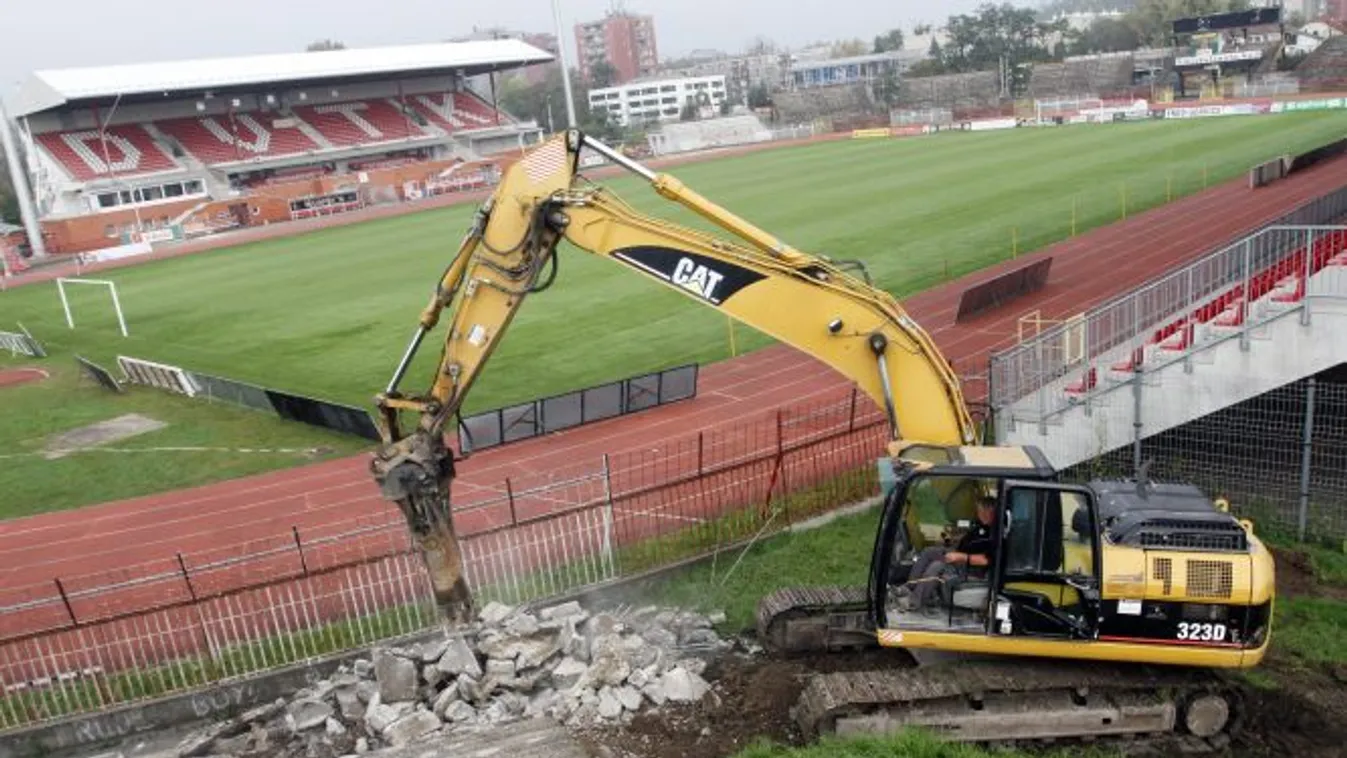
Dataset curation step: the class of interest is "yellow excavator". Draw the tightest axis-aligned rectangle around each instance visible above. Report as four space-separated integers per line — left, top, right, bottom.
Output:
369 130 1274 746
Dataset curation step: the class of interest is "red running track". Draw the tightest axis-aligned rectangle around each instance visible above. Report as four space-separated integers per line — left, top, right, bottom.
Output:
3 153 1347 605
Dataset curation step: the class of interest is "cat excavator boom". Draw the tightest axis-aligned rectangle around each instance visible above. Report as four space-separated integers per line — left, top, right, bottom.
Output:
369 130 1273 747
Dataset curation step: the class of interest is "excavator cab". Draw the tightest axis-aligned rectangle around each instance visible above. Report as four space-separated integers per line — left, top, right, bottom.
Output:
861 444 1272 671
869 444 1081 639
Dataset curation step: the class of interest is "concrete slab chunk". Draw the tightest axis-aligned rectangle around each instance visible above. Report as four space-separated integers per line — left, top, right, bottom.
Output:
373 649 419 703
381 710 441 747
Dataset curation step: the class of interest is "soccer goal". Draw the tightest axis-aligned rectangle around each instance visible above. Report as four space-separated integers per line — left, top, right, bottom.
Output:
1034 96 1104 124
56 277 129 337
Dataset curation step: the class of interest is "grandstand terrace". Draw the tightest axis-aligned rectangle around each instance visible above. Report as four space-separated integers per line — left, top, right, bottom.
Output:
1168 7 1286 98
1296 34 1347 92
9 40 550 253
1025 53 1138 101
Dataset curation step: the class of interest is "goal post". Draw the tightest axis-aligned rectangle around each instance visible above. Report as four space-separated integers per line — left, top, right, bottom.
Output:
1034 96 1104 124
56 277 129 337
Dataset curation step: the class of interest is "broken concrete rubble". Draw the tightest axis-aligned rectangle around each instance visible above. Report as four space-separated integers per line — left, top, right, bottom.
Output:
173 600 730 758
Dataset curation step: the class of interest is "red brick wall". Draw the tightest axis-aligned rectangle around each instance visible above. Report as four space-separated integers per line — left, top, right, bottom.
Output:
42 199 203 254
38 154 520 255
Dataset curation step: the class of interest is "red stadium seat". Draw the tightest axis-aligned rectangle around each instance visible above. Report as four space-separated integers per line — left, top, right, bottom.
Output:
406 92 510 132
295 100 425 147
1064 366 1097 396
156 112 319 165
35 125 179 181
453 93 507 127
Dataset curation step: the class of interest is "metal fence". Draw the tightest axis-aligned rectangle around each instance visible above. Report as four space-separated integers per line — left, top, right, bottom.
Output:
0 328 45 358
989 185 1347 413
109 355 383 442
457 364 698 452
190 370 381 442
1060 376 1347 543
0 386 890 733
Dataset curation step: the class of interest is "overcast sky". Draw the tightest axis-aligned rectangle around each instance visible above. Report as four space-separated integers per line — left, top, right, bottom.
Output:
0 0 993 106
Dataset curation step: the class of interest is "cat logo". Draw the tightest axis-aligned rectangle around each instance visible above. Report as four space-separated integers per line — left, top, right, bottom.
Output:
611 245 766 307
671 257 726 302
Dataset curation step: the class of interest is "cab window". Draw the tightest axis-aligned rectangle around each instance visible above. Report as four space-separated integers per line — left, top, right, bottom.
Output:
1003 486 1096 580
902 475 997 552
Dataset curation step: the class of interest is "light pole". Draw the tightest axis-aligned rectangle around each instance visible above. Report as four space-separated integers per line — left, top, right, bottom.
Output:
0 97 48 260
550 0 579 128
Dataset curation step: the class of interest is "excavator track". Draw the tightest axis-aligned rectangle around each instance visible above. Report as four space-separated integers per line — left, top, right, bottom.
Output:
755 586 878 654
796 657 1242 747
757 588 1245 749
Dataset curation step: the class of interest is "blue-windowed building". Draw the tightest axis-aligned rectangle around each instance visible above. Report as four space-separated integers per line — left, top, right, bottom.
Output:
786 51 921 90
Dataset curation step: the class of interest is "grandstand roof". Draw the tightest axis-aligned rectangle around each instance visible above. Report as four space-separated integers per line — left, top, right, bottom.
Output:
13 39 553 118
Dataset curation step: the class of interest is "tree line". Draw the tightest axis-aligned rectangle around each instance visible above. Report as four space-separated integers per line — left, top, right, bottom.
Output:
895 0 1256 84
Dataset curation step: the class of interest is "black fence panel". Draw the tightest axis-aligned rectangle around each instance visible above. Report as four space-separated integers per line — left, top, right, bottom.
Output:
626 372 661 413
659 364 697 403
582 383 624 424
75 355 122 393
458 364 699 453
501 402 540 444
460 413 504 450
193 372 274 412
189 370 381 442
265 389 382 441
540 391 584 434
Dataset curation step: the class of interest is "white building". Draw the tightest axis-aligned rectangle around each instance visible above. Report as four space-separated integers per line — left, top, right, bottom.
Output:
587 75 726 127
1288 20 1345 55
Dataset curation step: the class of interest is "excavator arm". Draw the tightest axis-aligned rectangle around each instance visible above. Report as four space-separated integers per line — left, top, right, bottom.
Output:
370 129 976 623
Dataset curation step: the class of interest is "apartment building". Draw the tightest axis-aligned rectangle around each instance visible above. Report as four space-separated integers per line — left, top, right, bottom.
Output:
575 11 659 85
588 74 726 126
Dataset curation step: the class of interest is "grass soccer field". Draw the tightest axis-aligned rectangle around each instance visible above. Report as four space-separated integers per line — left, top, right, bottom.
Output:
2 110 1346 515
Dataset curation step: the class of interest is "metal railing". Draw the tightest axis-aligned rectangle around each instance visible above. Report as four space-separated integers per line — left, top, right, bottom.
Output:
457 364 697 453
0 387 890 733
989 184 1347 416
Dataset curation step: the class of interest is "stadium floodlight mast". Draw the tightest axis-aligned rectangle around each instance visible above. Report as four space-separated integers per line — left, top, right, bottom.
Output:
550 0 579 128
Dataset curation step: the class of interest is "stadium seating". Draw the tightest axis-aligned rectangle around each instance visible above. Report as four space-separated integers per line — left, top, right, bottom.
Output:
156 111 319 165
1064 230 1347 397
775 84 880 124
407 93 510 132
1027 55 1135 101
35 92 517 181
294 99 427 147
894 71 1003 118
35 125 179 181
1295 35 1347 92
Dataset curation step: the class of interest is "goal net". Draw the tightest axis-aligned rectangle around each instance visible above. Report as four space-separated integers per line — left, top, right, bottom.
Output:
1034 96 1104 124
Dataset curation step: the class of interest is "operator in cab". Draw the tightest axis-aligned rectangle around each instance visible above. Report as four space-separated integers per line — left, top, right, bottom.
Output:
894 494 999 614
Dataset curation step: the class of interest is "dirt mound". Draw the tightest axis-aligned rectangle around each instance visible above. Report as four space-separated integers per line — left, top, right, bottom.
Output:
1275 545 1347 601
573 647 913 757
0 366 48 388
574 640 1347 758
1234 677 1347 757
